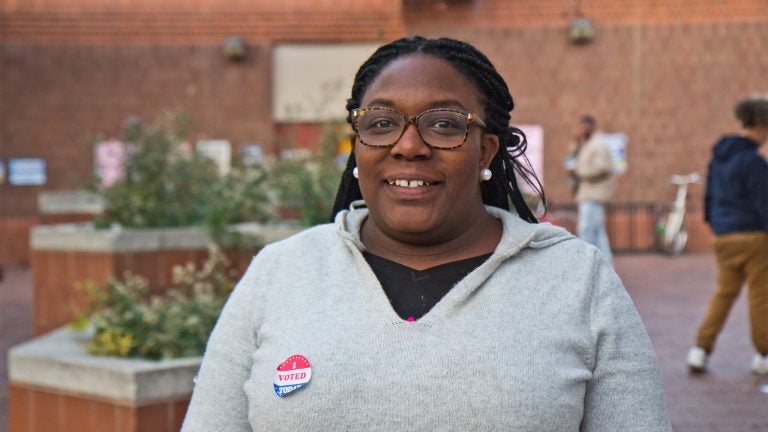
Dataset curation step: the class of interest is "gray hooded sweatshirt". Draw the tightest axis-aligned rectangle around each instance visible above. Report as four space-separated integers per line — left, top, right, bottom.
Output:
182 206 671 431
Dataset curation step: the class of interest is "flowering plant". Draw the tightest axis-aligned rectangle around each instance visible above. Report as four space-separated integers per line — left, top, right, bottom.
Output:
75 247 235 360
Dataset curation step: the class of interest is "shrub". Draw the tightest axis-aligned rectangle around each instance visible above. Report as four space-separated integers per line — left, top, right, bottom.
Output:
77 113 346 360
75 247 235 360
268 123 346 226
93 111 272 233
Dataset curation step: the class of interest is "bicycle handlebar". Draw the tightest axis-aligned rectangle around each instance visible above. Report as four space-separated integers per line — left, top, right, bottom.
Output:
670 172 701 185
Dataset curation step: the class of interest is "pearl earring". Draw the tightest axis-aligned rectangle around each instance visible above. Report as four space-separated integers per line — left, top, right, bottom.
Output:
480 168 493 181
352 167 359 179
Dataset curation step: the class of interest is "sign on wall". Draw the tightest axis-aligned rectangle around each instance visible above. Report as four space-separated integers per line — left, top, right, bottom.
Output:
241 144 264 166
9 158 47 186
601 132 628 174
196 140 232 176
272 44 380 122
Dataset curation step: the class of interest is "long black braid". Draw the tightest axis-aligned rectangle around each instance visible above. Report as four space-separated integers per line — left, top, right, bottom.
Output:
330 36 544 223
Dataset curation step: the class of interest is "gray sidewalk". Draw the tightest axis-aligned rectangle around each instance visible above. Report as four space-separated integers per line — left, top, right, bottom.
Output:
1 253 767 431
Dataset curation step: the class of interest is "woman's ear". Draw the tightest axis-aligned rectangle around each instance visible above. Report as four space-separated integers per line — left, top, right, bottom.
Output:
480 133 500 168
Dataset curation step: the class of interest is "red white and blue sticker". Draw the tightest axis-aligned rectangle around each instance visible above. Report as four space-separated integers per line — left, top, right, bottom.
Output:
274 354 312 397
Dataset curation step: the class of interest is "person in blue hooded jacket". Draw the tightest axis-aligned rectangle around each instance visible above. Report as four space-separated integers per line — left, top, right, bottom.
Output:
687 97 768 374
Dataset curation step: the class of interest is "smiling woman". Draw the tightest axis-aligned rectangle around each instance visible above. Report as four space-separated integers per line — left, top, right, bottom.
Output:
182 36 673 432
351 55 500 253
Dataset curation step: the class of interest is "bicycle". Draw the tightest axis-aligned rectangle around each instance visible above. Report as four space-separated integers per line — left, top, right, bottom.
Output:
655 172 701 256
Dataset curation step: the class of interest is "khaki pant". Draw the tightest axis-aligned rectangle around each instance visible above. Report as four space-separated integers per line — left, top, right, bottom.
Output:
696 232 768 354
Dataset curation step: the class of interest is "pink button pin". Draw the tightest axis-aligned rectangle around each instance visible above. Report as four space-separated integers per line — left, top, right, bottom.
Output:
274 354 312 397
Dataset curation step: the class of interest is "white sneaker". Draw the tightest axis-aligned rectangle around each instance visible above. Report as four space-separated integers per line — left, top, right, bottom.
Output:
751 354 768 375
687 347 708 372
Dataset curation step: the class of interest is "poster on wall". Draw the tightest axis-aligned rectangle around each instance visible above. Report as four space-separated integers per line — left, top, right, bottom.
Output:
241 144 264 166
94 139 126 188
9 158 47 186
197 140 232 176
601 132 628 174
272 43 380 122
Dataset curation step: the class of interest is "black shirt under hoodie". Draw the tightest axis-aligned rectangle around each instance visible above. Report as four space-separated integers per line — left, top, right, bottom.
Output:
363 252 492 321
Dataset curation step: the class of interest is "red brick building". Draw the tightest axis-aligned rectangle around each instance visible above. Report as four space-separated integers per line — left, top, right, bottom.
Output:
2 0 768 265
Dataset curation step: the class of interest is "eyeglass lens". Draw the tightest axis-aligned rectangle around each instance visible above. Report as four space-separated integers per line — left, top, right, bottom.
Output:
356 109 469 148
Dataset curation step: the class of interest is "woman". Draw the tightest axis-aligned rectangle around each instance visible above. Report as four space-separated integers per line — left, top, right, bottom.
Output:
182 36 670 431
687 98 768 374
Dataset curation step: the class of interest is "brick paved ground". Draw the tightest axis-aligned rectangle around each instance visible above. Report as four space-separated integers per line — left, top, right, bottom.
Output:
1 253 767 431
616 253 768 432
0 265 32 432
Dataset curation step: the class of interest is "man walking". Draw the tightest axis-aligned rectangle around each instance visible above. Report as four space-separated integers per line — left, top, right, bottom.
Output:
567 115 615 263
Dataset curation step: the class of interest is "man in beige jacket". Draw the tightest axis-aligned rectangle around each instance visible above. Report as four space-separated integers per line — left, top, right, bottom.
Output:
567 115 616 263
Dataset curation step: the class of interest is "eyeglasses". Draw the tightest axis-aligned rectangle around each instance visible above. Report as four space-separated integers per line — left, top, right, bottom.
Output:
350 107 487 150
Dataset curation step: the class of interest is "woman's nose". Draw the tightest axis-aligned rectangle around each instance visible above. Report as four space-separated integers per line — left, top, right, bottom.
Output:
390 122 431 159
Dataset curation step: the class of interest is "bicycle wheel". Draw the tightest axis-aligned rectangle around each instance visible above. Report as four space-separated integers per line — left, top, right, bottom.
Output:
668 229 688 256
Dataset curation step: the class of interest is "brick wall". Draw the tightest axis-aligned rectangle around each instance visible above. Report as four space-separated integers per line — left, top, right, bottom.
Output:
1 0 766 253
403 0 768 27
0 42 273 218
408 19 768 211
0 1 404 43
1 0 399 14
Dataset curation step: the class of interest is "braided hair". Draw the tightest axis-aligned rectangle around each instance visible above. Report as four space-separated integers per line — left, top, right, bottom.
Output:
330 36 544 223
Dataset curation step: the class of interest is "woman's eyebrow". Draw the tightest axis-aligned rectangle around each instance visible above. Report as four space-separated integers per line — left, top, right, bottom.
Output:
361 99 468 110
426 99 466 110
363 98 395 107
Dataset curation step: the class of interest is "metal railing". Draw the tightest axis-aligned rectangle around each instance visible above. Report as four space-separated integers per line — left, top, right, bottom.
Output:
546 202 662 253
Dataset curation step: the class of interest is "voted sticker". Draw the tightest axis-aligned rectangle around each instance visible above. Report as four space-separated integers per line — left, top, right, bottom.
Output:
274 354 312 397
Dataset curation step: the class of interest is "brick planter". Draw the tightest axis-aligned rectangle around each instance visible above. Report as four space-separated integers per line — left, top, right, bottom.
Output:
30 222 301 334
8 327 199 432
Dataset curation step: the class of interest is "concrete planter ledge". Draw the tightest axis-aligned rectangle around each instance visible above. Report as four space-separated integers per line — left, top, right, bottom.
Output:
9 327 201 405
31 221 303 252
38 190 105 215
31 224 213 252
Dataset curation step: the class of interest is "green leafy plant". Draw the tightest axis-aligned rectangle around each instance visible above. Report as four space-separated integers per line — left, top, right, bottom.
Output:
268 123 346 226
94 111 272 233
74 247 235 360
76 114 346 360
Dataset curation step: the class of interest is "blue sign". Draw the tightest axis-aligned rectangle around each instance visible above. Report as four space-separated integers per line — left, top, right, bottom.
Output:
9 158 47 186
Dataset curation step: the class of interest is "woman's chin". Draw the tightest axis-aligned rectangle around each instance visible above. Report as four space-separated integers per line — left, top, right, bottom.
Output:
380 211 438 234
376 216 454 246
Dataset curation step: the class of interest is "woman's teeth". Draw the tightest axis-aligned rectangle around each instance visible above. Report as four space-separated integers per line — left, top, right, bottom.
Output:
388 179 431 187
